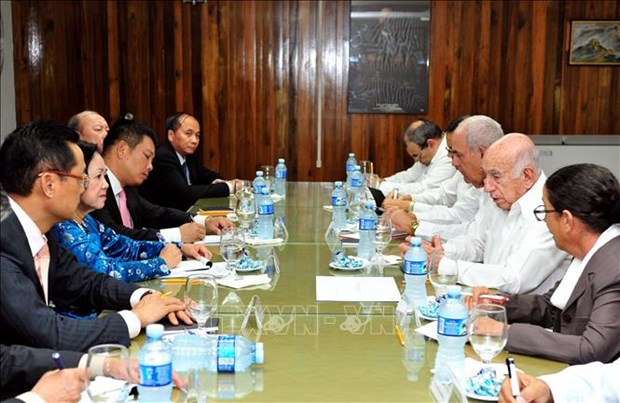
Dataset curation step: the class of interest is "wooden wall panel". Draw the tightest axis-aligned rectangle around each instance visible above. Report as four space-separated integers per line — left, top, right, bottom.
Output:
10 0 620 183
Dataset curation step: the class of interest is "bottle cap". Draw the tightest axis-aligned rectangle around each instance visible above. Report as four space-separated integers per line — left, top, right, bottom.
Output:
348 153 355 157
145 323 164 338
255 342 265 364
365 201 374 209
409 236 422 246
354 165 361 171
278 158 285 163
334 181 343 187
261 187 270 195
256 171 263 176
446 285 462 298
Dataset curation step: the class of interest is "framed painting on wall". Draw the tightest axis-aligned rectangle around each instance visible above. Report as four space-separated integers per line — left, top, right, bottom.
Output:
569 20 620 66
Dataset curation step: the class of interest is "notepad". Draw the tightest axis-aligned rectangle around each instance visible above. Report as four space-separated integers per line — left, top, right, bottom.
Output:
315 276 401 302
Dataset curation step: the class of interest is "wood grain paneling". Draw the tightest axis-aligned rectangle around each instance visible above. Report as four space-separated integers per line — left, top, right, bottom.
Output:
10 0 620 182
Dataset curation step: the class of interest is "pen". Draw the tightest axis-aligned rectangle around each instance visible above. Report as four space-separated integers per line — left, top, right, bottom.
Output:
392 188 399 199
394 324 405 346
506 357 520 397
480 294 509 304
52 352 65 369
160 291 173 298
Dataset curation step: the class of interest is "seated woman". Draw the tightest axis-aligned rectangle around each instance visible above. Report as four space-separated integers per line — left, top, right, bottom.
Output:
469 163 620 365
52 142 212 284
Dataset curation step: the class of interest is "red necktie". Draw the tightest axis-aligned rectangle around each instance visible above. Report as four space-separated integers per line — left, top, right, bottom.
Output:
118 189 133 228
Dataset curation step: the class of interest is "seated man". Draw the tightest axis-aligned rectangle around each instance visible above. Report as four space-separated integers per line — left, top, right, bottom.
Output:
91 114 232 242
387 115 503 241
140 112 241 211
0 122 191 353
416 133 570 294
67 110 110 153
375 119 455 196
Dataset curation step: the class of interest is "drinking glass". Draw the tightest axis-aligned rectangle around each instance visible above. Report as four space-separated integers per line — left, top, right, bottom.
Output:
219 227 246 278
86 344 131 402
428 251 457 299
185 274 218 331
359 160 374 177
260 165 274 193
234 180 253 201
236 197 256 237
468 304 508 366
374 215 393 263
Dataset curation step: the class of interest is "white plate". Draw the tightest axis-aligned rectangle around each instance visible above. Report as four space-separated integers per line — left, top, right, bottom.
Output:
464 358 508 401
329 257 369 271
235 264 263 273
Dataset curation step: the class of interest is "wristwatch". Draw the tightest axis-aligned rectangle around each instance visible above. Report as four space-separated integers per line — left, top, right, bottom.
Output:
409 219 420 236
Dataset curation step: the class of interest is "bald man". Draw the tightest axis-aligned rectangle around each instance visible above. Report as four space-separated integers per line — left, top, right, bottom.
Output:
68 111 110 153
418 133 570 294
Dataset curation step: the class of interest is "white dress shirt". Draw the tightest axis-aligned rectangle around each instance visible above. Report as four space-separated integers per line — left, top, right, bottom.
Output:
380 136 455 195
413 172 481 225
540 357 620 403
439 174 571 294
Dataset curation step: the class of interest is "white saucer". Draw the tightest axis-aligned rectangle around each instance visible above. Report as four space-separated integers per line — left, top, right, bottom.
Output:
464 358 508 401
329 257 369 271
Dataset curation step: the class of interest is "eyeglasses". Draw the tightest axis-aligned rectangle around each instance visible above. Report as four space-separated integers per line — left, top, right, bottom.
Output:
533 205 557 221
445 146 463 158
39 170 90 189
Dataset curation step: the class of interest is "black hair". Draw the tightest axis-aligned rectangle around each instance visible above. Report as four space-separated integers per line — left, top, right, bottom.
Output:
444 115 470 134
546 163 620 233
77 141 98 168
405 120 443 148
165 112 195 133
102 113 158 154
0 121 79 196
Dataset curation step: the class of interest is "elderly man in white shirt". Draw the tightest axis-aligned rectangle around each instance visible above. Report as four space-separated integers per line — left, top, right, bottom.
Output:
377 119 455 196
420 133 570 294
386 115 502 241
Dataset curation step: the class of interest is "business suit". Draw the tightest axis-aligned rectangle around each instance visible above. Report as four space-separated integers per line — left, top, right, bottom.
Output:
0 213 139 352
505 235 620 364
1 344 83 400
91 177 193 241
139 142 229 211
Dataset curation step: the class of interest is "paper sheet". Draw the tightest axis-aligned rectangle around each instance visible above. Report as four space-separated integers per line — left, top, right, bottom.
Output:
217 274 271 289
315 276 401 302
165 261 229 278
194 235 222 245
414 320 438 340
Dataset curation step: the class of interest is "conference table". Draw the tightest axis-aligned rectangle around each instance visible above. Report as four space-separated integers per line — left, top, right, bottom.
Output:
139 182 567 402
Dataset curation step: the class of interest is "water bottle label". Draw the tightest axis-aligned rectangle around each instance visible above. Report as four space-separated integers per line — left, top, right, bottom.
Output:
351 177 363 187
138 363 172 387
403 260 427 275
276 170 287 179
217 335 236 373
346 162 355 172
254 184 266 194
332 195 347 206
258 204 274 215
437 317 467 337
359 218 377 231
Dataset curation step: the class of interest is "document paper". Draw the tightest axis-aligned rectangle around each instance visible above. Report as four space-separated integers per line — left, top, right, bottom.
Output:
315 276 401 302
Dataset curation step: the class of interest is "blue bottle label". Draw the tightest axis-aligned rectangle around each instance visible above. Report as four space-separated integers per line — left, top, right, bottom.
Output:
217 335 236 373
258 204 274 215
403 260 427 275
276 170 287 179
332 195 347 206
359 218 377 231
346 162 355 172
437 317 467 337
254 184 266 194
138 363 172 387
351 177 363 187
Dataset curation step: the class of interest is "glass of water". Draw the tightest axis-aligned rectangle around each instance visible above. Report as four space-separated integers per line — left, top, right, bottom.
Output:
374 215 393 263
219 227 246 278
86 344 131 402
185 274 218 332
236 197 256 237
468 304 508 365
428 251 457 299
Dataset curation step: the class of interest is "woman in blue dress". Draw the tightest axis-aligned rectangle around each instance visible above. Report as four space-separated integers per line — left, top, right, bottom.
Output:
52 142 212 283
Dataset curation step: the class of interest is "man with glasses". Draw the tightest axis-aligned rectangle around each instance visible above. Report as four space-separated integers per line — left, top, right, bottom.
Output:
375 119 455 196
419 133 570 294
0 121 192 354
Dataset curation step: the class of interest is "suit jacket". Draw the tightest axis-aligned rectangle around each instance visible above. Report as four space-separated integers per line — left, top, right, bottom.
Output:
1 344 83 400
505 235 620 364
91 177 193 241
139 142 229 211
0 213 139 353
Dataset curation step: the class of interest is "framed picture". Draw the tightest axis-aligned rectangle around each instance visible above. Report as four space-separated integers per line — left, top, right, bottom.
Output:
569 20 620 66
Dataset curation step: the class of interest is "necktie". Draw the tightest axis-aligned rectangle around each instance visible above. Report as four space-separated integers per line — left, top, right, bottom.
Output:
182 162 192 185
34 243 50 303
118 189 133 228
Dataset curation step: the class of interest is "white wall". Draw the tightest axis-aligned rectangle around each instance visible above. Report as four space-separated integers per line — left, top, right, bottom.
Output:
1 1 16 144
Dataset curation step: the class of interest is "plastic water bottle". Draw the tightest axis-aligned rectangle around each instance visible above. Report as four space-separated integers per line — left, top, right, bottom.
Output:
274 158 287 197
257 187 274 239
345 153 357 187
204 335 264 373
253 171 267 195
402 237 428 309
434 285 468 384
357 201 377 260
350 165 364 194
138 324 173 402
331 181 347 231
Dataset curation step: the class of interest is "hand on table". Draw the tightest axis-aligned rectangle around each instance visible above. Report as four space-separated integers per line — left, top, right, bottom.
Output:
383 208 414 233
31 368 87 403
160 244 182 268
498 372 552 403
204 217 234 235
180 243 212 260
179 222 206 243
132 292 192 327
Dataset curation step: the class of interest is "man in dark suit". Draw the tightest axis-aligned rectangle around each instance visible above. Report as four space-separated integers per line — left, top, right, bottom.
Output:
91 114 231 242
140 112 242 211
0 121 191 354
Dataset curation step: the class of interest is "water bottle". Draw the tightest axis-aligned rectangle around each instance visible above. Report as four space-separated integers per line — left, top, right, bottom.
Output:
357 201 377 260
138 324 173 402
331 181 347 231
434 285 468 384
274 158 287 197
257 187 274 239
345 153 357 187
402 331 427 382
253 171 267 195
402 237 428 309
